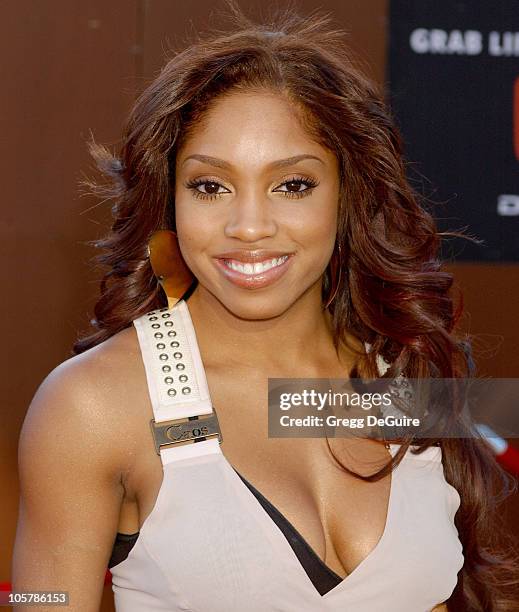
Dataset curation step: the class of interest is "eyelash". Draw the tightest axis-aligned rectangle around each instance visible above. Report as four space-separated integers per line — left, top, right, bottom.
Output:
184 175 319 201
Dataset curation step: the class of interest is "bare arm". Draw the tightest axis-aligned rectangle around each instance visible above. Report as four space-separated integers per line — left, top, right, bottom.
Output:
12 357 125 611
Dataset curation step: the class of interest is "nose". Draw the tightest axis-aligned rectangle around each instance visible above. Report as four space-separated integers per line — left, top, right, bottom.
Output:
224 188 278 242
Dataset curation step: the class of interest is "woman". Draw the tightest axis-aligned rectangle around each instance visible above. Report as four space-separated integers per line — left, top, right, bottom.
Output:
12 3 518 611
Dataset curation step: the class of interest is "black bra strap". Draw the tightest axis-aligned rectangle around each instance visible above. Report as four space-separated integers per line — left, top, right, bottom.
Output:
234 469 344 596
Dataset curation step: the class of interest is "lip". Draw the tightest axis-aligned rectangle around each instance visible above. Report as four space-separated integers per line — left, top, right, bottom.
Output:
214 249 292 263
213 250 294 289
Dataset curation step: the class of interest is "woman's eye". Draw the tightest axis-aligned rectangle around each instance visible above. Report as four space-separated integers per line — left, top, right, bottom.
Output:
185 179 230 201
273 176 319 199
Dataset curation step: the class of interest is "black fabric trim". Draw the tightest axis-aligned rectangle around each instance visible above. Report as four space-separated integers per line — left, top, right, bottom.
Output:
234 469 343 595
108 470 345 596
108 531 139 569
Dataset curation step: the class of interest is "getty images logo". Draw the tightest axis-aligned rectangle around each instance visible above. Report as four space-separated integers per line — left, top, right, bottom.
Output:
497 76 519 216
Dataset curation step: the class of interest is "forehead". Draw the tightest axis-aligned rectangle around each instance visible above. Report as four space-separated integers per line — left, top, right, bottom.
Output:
176 90 337 172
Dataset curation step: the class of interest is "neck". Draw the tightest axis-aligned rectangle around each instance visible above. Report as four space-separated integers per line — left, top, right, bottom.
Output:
184 283 353 376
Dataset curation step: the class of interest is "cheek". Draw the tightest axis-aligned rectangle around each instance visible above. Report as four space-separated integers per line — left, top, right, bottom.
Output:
175 187 219 234
173 198 211 267
304 201 338 270
288 198 338 253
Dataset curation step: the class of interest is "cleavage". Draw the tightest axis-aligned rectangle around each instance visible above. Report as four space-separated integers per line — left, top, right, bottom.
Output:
218 434 392 578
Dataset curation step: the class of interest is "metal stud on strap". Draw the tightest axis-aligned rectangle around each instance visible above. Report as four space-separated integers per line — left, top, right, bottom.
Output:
150 407 223 455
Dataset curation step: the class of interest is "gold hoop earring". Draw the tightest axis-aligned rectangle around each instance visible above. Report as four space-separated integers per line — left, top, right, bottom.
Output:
147 229 195 309
324 243 342 309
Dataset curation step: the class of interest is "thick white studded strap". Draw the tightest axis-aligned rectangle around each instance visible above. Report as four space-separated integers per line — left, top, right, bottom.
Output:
133 300 213 422
133 300 222 465
364 341 401 376
364 341 408 418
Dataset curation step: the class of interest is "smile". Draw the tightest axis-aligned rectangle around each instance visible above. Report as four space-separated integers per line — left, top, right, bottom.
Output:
213 252 294 289
223 256 288 275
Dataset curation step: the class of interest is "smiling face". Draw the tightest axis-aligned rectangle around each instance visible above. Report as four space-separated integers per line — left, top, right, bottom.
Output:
174 89 340 320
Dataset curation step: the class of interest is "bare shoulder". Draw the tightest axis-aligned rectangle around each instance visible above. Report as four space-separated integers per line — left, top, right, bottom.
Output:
21 324 148 480
13 325 148 609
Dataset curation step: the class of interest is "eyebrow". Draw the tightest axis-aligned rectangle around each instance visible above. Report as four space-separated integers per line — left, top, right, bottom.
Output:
180 153 324 170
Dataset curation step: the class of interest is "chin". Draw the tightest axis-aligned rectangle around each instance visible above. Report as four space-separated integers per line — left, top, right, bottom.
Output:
217 291 293 321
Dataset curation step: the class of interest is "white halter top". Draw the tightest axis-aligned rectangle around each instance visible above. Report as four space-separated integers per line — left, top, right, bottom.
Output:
109 299 464 611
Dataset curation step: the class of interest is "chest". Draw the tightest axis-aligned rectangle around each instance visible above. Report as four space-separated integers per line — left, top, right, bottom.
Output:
125 367 393 578
110 310 464 610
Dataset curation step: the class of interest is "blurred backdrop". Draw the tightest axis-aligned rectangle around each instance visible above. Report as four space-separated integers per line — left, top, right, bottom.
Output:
2 2 517 610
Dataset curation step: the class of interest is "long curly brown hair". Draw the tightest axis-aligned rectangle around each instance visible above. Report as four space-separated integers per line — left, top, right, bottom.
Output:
74 2 519 609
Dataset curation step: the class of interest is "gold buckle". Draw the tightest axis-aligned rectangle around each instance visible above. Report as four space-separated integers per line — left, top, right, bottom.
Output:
150 406 223 455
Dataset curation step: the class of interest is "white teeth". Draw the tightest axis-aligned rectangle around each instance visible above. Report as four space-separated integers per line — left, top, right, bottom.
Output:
223 255 289 275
